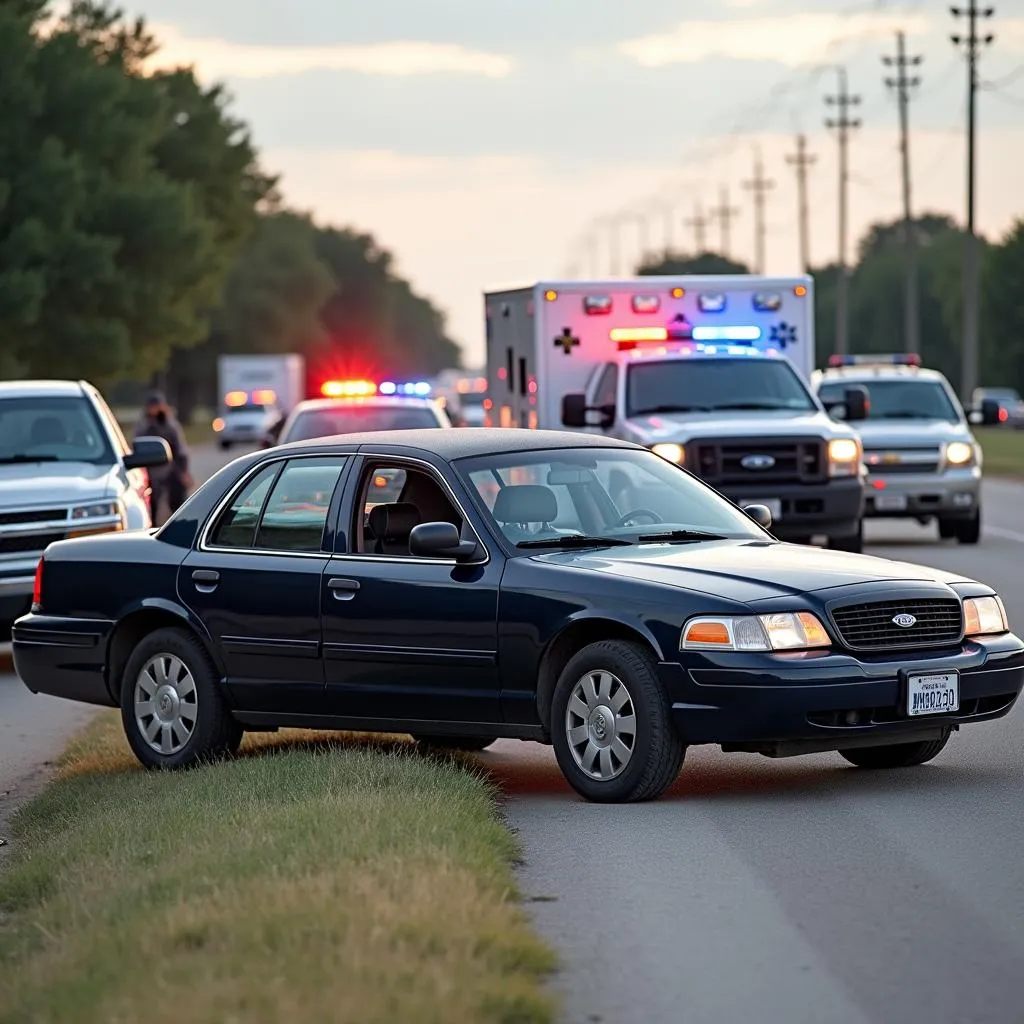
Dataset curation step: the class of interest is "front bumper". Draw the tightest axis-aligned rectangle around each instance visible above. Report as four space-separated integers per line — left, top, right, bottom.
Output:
720 476 864 540
864 468 981 519
660 633 1024 755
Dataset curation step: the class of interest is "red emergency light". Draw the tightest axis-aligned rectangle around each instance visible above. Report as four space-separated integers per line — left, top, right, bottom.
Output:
321 379 377 397
609 327 669 349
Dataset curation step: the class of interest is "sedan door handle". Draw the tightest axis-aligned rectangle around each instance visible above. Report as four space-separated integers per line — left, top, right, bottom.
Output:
328 578 360 592
191 569 220 591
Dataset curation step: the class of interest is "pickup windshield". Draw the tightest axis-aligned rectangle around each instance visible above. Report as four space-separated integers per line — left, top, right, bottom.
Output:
626 358 817 417
0 395 115 466
817 379 960 422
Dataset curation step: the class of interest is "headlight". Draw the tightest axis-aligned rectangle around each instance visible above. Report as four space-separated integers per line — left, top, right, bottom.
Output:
963 596 1008 637
69 500 127 535
681 612 831 651
212 417 225 432
652 443 685 464
944 441 974 466
71 501 120 520
827 437 861 477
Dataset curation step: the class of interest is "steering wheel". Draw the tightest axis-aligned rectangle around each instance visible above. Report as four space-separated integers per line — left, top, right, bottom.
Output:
614 508 663 527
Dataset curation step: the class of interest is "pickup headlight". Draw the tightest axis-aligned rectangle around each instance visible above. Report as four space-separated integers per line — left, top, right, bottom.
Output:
652 443 685 464
827 437 861 477
963 596 1008 637
944 441 975 467
681 612 831 652
69 500 127 535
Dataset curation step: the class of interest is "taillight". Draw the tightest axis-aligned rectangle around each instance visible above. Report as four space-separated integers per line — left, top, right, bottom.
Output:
32 557 44 610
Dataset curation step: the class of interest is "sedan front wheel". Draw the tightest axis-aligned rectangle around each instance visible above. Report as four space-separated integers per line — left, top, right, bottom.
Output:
551 640 685 803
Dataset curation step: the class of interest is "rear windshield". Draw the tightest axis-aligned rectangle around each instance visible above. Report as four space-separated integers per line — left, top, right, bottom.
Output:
0 395 115 466
282 405 443 441
818 379 960 421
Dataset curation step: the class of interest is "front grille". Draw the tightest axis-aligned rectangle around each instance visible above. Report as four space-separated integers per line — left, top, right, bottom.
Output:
0 508 67 526
693 438 825 485
0 530 67 555
830 598 963 651
864 448 941 475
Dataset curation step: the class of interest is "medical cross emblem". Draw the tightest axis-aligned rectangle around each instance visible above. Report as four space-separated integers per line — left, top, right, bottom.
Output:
770 322 797 349
554 327 580 354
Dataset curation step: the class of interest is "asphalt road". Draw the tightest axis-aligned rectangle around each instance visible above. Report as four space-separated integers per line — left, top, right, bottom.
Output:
3 444 1023 1023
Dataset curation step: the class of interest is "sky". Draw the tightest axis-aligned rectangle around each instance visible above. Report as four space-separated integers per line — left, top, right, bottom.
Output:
129 0 1024 367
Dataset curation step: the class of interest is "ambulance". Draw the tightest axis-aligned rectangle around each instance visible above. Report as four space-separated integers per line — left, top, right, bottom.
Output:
483 276 869 550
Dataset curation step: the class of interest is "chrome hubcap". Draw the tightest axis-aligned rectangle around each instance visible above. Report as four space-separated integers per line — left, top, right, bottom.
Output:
565 670 637 780
134 654 198 755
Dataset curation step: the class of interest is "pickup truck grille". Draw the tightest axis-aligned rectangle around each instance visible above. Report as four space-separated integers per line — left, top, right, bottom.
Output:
0 530 68 554
0 507 67 526
692 438 826 485
863 447 941 475
830 598 963 651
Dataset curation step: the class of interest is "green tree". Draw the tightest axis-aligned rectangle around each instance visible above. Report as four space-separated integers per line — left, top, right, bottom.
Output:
637 251 751 275
982 219 1024 392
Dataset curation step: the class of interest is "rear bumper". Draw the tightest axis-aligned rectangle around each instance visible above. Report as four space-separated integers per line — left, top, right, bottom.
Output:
720 476 864 539
661 633 1024 754
12 613 117 707
864 468 981 519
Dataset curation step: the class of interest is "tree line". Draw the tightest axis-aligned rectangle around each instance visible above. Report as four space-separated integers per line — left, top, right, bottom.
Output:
0 1 460 420
640 213 1024 398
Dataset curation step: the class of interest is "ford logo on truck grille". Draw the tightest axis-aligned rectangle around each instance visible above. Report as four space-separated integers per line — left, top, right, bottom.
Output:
740 454 776 470
892 614 917 628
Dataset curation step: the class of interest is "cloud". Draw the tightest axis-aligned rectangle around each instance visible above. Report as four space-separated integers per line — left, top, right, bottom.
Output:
146 23 514 78
620 11 932 68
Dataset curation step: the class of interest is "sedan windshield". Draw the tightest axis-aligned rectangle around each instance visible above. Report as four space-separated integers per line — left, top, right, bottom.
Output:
457 447 767 547
0 395 115 465
818 379 960 421
281 405 443 442
626 358 817 417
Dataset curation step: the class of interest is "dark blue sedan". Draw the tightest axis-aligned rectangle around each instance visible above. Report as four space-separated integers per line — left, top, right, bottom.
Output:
12 429 1024 802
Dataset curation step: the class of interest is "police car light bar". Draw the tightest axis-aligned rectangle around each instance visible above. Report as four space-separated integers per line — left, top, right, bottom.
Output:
320 379 433 398
691 326 761 342
379 380 432 396
828 353 921 368
610 327 669 343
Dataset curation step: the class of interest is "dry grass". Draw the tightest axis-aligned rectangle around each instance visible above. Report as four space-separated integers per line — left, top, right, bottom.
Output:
0 715 556 1024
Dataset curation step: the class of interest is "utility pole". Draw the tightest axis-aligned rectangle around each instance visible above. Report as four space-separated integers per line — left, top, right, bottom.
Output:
742 148 775 273
685 200 710 253
785 134 816 272
951 2 994 398
709 184 740 257
825 66 861 355
883 31 923 355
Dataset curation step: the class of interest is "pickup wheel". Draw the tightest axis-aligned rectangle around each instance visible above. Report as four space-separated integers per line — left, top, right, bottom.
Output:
218 440 231 451
412 735 497 753
551 640 685 803
829 521 863 553
120 627 243 770
938 517 957 540
953 510 981 544
838 729 951 769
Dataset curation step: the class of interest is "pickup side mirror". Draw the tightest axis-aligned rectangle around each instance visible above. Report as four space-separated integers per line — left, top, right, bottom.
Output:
409 522 478 561
124 436 171 471
980 398 1002 426
842 385 870 422
562 393 588 428
743 503 773 530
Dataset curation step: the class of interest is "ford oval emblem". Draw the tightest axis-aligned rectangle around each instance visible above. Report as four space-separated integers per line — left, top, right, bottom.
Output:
740 454 776 470
892 613 917 628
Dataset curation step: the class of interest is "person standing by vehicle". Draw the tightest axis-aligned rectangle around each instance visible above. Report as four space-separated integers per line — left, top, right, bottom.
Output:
135 391 192 525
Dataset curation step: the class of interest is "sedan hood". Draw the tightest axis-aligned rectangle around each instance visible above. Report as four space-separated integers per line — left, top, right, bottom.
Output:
0 462 119 507
533 539 969 607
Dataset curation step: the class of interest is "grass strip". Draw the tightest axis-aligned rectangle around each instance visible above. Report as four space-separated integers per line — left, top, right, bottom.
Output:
976 427 1024 480
0 714 556 1024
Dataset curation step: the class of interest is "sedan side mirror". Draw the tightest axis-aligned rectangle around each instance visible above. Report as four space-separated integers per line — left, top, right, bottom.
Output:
980 398 1002 426
743 503 773 530
409 521 478 561
124 436 171 470
842 385 870 422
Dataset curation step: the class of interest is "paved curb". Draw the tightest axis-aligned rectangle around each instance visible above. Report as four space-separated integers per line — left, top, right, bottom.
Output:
0 645 14 675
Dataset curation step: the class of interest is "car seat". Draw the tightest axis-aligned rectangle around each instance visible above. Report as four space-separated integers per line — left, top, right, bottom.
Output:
492 484 558 543
367 502 420 555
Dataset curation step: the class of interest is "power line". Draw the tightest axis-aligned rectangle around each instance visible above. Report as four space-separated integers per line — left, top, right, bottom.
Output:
685 200 710 253
825 65 861 355
708 185 740 258
883 30 923 355
742 148 775 274
785 133 816 272
951 0 995 399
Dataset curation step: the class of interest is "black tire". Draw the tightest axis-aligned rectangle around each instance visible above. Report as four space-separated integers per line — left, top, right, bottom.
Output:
218 440 231 450
839 729 951 769
937 517 957 540
829 520 863 553
954 510 981 545
550 640 685 803
412 734 497 753
120 626 243 770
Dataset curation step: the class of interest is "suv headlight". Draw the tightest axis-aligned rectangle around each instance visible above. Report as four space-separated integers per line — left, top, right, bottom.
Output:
828 437 861 477
69 499 127 534
681 612 831 651
963 596 1008 637
652 443 685 464
944 441 975 467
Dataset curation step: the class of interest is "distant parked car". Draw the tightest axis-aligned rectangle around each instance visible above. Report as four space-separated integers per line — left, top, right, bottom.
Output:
971 387 1024 429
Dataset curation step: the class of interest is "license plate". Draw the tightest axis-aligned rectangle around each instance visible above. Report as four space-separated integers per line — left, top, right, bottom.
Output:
907 671 959 716
750 498 782 520
875 493 908 511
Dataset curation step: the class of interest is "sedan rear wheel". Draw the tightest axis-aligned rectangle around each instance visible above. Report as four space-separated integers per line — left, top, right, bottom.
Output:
120 627 243 770
838 729 951 769
551 640 685 803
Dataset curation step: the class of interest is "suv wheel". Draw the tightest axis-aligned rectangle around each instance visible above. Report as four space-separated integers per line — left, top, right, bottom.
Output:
551 640 685 803
937 517 957 540
829 520 863 553
120 627 243 769
953 510 981 545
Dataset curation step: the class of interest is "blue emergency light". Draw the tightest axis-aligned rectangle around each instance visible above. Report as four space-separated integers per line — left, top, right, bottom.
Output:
379 380 432 396
691 326 762 342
